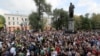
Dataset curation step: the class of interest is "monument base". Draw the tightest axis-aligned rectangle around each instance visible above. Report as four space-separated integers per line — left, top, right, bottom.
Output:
66 18 76 34
64 30 77 34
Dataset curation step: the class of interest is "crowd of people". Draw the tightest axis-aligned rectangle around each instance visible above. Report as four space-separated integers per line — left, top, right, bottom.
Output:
0 30 100 56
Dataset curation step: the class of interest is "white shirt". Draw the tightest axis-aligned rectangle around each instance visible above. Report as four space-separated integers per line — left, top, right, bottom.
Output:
97 41 100 46
26 50 30 56
10 47 16 56
0 41 3 49
11 41 15 45
51 51 57 56
7 42 11 47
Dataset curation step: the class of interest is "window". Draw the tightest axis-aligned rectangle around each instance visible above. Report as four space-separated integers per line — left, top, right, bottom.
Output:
8 17 10 20
13 17 14 20
8 22 10 25
13 22 15 25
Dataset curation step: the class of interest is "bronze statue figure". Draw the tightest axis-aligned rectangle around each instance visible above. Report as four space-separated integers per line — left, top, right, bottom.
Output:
69 2 75 18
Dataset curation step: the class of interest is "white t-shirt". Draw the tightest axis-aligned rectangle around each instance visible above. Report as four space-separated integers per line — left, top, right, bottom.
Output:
0 41 3 49
26 50 30 56
10 47 16 56
7 42 11 47
51 51 57 56
11 41 15 45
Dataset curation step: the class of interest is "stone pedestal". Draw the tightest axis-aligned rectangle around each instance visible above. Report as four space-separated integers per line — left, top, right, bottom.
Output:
68 18 74 32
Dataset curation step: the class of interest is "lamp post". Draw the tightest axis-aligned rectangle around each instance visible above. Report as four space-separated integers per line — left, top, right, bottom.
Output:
25 22 27 31
20 23 23 31
24 22 27 33
4 24 6 33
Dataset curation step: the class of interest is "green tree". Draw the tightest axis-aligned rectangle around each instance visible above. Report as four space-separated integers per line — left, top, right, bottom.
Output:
34 0 51 20
28 0 51 31
29 12 40 30
91 13 100 29
74 13 100 30
0 15 5 31
34 0 45 20
40 18 47 31
52 8 68 30
80 14 92 30
74 15 81 30
45 4 52 18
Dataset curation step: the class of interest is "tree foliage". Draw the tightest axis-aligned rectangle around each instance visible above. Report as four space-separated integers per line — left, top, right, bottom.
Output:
52 8 68 30
91 13 100 29
0 15 5 24
34 0 51 19
29 12 40 30
74 13 100 30
29 0 51 31
0 15 5 31
80 14 92 30
74 15 81 30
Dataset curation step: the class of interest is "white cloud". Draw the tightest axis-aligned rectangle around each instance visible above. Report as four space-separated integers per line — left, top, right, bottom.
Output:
46 0 61 10
77 0 100 14
0 8 10 15
0 0 37 15
87 3 100 14
11 0 36 11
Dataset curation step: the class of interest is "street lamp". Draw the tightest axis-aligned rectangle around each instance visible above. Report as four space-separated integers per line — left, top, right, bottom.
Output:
4 23 6 33
25 22 27 31
20 23 23 31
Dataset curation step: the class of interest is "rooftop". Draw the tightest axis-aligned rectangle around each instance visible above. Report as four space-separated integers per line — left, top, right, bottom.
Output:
4 14 28 17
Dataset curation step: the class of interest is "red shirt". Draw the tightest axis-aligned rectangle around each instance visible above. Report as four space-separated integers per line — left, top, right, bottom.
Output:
92 49 97 55
97 51 100 55
55 47 60 54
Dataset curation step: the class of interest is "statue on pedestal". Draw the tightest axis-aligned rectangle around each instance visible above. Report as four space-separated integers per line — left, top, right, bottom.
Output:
67 2 75 33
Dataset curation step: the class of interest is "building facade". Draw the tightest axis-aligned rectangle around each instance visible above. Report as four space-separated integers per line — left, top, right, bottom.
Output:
4 14 30 32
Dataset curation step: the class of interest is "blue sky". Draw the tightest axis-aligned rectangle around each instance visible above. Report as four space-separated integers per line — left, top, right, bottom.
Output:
0 0 100 15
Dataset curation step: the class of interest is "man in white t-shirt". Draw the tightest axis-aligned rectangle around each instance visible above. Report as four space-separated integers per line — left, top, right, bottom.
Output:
0 41 3 49
26 49 30 56
51 49 57 56
10 46 16 56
